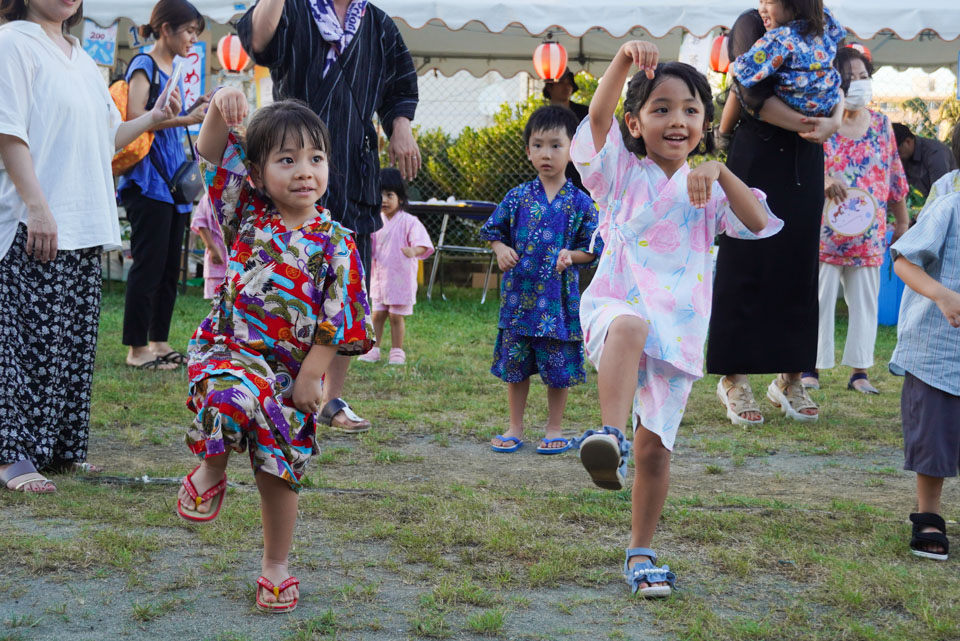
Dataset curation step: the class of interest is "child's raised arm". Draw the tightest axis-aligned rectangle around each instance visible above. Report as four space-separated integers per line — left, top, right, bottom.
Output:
196 87 249 163
588 41 658 152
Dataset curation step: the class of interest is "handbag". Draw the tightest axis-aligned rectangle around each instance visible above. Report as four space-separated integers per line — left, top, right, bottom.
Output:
150 129 204 205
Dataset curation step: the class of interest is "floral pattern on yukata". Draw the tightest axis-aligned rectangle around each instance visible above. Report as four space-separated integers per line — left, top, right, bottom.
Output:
571 117 783 449
186 133 374 488
369 209 434 307
820 110 908 267
733 7 845 116
479 177 601 341
491 330 586 388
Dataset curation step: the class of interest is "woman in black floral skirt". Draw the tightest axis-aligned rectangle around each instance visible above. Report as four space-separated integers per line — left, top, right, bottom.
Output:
0 0 181 492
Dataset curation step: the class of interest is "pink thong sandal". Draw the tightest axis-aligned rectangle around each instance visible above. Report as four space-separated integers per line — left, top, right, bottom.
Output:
256 575 300 613
176 465 227 523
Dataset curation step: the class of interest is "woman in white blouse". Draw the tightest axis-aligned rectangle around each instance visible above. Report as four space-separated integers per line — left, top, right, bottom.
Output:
0 0 181 493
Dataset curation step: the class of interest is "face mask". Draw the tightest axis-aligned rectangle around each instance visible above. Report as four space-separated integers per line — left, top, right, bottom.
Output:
844 79 872 111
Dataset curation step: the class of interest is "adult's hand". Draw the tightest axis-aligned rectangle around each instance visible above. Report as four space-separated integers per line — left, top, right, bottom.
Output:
797 115 839 144
824 175 848 203
26 202 58 263
388 117 420 181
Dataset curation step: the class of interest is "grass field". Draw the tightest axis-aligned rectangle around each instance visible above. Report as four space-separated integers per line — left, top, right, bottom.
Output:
1 283 958 641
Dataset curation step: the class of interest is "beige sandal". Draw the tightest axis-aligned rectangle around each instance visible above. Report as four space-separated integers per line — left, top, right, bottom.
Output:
716 378 764 426
767 375 819 422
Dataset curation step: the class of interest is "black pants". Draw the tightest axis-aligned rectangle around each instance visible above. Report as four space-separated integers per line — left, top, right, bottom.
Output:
122 193 187 346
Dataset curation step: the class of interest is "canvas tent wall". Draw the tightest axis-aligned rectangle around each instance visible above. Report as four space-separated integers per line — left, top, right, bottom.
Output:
83 0 960 74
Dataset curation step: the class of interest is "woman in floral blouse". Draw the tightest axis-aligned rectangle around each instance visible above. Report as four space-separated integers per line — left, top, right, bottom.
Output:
803 47 909 394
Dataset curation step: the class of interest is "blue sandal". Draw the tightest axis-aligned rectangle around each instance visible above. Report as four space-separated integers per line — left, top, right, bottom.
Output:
573 426 630 490
491 435 523 453
536 437 572 455
623 547 675 598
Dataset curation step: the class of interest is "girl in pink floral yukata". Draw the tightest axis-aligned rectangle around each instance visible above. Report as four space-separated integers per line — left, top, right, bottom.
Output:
359 168 434 365
569 42 783 597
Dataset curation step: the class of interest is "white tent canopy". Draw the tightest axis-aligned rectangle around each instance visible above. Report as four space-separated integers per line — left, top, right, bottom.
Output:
84 1 960 74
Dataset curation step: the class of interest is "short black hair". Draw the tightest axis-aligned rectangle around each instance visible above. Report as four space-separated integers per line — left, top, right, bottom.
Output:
834 47 873 93
620 61 715 157
245 99 332 168
523 105 579 146
892 123 915 147
380 167 409 208
542 68 580 100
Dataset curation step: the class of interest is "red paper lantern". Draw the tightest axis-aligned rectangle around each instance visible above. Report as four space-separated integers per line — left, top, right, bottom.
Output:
709 34 730 74
217 34 249 72
533 41 568 81
846 42 872 63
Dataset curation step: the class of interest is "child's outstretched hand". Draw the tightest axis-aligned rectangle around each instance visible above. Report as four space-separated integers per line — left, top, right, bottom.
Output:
687 160 722 209
493 243 519 271
556 249 574 273
213 87 249 127
936 289 960 328
292 374 324 415
619 40 659 79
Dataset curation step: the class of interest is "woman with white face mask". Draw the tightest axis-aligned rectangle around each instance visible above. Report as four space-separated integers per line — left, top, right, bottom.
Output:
801 46 910 395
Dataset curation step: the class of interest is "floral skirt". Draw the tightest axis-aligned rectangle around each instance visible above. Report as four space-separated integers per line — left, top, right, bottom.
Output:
0 225 102 470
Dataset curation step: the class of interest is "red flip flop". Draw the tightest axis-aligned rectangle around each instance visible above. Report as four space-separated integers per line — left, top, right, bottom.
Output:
255 576 300 613
176 465 227 523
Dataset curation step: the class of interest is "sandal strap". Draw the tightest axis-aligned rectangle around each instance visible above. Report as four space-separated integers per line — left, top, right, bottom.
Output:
910 531 950 554
781 378 817 411
0 459 38 484
624 560 676 594
725 381 761 413
910 512 946 533
181 467 227 504
624 547 657 564
257 575 299 597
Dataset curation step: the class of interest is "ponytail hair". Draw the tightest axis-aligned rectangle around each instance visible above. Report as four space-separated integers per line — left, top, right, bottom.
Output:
139 0 205 40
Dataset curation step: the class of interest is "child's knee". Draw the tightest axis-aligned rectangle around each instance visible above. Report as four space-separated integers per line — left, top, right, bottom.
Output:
633 428 669 467
372 310 389 322
388 313 405 324
606 316 649 351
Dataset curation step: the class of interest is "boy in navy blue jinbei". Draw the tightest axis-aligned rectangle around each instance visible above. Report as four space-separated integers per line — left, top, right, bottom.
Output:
480 106 601 455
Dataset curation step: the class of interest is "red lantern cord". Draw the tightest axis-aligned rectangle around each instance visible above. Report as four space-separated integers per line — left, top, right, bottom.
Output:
533 41 568 81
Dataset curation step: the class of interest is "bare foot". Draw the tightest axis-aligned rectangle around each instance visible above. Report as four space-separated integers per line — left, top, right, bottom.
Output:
491 427 523 448
540 427 568 450
127 346 177 370
258 562 300 605
177 460 227 516
722 377 763 423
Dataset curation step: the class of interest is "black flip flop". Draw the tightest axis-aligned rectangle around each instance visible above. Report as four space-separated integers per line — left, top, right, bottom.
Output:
156 350 188 365
128 357 173 370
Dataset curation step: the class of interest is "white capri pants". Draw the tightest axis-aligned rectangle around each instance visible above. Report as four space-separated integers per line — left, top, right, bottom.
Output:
816 263 880 370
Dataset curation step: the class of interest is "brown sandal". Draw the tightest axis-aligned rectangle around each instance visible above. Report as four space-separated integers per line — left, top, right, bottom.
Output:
716 378 764 425
767 375 819 422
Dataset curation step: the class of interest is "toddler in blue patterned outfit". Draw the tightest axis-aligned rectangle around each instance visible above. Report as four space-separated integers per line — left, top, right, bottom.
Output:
480 106 601 456
732 0 846 117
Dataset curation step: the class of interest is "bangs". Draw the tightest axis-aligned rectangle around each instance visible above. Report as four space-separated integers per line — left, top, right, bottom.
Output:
245 100 331 167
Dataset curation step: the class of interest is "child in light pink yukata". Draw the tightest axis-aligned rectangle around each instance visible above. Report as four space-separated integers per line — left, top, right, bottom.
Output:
359 168 434 365
570 42 783 598
189 194 228 299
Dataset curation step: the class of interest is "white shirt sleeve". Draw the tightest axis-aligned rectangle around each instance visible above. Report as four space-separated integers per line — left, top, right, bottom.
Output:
0 32 34 159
